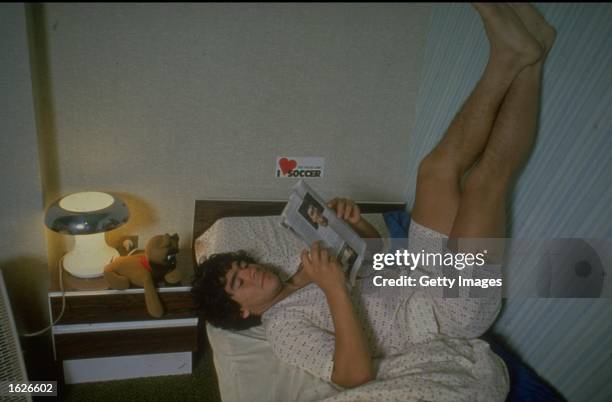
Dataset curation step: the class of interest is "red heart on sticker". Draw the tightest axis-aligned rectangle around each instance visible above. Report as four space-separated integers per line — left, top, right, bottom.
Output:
279 158 297 175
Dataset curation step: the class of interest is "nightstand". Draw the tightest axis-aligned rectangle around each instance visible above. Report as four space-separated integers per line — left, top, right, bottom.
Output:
48 252 198 385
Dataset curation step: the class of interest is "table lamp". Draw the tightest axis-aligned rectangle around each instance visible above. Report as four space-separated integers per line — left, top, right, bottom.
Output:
45 191 129 278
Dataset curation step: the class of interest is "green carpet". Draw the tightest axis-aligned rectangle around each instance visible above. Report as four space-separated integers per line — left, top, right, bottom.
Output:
62 350 221 402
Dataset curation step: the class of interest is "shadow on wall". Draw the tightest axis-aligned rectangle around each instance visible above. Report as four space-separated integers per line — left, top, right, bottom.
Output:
2 257 49 334
26 4 60 203
106 191 160 249
1 257 56 381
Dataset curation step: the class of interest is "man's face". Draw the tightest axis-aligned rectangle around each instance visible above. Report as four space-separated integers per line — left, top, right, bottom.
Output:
307 204 328 226
224 260 283 318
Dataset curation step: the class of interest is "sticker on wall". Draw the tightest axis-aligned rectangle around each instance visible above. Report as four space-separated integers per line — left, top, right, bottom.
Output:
276 157 325 178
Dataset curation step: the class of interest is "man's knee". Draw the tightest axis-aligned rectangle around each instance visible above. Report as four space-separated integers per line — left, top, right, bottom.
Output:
418 151 462 183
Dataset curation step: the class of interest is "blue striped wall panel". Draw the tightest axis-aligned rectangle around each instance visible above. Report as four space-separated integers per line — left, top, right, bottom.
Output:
406 4 612 401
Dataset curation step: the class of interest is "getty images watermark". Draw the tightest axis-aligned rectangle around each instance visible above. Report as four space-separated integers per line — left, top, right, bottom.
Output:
357 238 610 298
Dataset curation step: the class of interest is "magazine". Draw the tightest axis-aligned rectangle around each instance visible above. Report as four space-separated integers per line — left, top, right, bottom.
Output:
280 180 367 285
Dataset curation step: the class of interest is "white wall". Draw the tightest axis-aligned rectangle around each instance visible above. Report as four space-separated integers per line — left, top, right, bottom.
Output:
406 4 612 401
35 3 430 253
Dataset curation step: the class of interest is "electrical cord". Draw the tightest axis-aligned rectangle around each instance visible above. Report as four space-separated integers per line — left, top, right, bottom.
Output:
22 256 66 337
21 249 143 337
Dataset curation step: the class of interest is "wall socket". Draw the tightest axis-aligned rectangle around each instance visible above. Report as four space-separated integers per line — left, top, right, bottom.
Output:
118 235 139 255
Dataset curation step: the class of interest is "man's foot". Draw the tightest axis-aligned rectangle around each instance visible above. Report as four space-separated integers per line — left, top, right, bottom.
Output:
472 3 543 69
509 3 557 58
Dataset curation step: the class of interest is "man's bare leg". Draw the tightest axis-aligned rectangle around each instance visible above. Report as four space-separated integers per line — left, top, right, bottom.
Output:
425 5 556 341
449 3 556 254
412 3 542 235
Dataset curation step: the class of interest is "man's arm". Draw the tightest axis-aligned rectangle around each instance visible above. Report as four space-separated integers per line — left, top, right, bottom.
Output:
301 242 374 388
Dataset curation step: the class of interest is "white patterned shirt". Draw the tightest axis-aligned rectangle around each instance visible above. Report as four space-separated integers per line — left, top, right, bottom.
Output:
261 220 502 382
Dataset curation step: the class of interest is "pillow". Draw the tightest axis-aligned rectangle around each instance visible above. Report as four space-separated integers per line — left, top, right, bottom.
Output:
194 215 304 280
194 213 391 280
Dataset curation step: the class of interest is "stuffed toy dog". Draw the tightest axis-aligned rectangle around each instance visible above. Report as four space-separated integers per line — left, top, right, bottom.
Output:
104 233 182 317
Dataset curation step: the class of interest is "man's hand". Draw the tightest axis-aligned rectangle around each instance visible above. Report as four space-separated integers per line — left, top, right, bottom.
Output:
300 242 346 293
301 242 374 388
327 198 361 225
327 197 381 243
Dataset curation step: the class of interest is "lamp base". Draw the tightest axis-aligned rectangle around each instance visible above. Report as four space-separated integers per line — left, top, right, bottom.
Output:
62 233 119 278
61 269 110 291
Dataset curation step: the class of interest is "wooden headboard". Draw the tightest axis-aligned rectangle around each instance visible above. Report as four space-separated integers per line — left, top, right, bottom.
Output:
192 199 406 243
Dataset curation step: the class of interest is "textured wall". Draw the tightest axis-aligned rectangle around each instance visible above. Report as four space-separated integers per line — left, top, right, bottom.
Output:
406 4 612 401
35 3 430 250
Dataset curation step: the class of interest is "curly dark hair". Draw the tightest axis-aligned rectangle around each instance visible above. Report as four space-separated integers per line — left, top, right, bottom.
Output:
191 250 262 330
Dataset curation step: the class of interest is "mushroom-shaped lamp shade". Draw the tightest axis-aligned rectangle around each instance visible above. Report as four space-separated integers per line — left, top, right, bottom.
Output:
45 192 129 278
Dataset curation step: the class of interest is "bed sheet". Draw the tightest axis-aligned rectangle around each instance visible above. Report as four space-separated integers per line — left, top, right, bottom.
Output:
206 323 338 401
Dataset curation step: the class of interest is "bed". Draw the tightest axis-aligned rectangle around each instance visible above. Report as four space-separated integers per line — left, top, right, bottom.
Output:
192 200 405 401
192 200 564 402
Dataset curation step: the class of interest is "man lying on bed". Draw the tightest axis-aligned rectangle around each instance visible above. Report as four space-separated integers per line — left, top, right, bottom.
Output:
192 3 555 400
